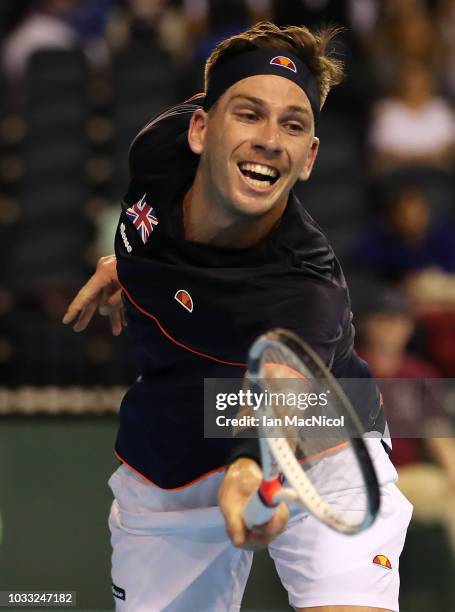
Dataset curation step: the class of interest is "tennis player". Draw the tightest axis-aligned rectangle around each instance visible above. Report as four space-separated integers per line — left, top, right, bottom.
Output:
64 22 412 612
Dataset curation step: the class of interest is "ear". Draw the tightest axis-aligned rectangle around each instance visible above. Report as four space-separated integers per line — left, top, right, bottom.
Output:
299 137 319 182
187 108 208 155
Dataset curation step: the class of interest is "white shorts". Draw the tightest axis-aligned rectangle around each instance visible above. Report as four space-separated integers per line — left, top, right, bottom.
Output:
108 438 412 612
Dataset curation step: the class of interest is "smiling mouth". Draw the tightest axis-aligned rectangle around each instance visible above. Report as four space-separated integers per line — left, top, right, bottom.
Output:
238 162 280 189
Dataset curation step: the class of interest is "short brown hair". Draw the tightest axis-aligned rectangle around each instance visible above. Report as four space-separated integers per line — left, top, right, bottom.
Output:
204 22 344 109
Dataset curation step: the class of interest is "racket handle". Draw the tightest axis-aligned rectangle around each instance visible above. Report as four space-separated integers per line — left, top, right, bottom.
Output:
243 490 277 528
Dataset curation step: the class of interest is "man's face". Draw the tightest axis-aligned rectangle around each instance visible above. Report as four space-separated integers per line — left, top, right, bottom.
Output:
188 74 319 219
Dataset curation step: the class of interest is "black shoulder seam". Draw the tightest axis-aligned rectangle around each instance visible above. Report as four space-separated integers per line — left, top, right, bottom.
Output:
132 100 204 145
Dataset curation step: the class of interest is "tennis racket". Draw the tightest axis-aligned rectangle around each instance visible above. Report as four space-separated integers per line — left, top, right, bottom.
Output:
242 328 380 534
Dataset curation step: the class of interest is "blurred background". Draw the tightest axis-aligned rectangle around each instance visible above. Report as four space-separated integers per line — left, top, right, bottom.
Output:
0 0 454 610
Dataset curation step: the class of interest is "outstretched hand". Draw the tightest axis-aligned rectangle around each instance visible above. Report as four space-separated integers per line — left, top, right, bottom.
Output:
62 255 126 336
218 458 289 550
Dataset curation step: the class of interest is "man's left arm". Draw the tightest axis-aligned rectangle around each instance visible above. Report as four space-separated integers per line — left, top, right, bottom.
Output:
62 255 125 335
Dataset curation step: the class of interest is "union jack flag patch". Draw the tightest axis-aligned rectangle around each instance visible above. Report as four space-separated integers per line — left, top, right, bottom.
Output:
125 194 159 244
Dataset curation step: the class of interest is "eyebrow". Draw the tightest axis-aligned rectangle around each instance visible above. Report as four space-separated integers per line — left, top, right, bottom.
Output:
228 94 311 116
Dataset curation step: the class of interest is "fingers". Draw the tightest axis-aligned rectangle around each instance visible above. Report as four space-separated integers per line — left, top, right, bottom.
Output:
62 305 79 326
220 488 248 547
224 501 286 548
120 306 128 328
219 459 289 550
219 459 261 547
218 459 289 550
99 288 125 335
239 503 289 550
225 509 249 547
109 309 124 336
62 284 99 328
62 288 86 325
72 297 100 332
99 288 123 316
62 273 108 325
64 287 125 335
96 254 117 271
251 503 289 539
62 255 122 333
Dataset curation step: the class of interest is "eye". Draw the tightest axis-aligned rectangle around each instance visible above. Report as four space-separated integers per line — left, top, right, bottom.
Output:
236 111 258 122
284 122 305 134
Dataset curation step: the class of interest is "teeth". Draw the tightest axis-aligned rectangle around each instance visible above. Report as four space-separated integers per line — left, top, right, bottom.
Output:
242 175 273 189
239 162 278 178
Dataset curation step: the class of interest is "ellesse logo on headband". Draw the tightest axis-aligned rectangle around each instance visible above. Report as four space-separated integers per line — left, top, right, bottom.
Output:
270 56 297 73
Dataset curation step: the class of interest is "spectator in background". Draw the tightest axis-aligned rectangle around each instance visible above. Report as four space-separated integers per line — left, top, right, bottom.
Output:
2 0 79 82
2 0 109 88
184 0 273 66
175 0 274 96
352 185 455 282
107 0 189 64
270 0 380 115
357 289 455 556
352 183 455 377
64 0 113 66
370 0 444 91
272 0 350 29
369 60 455 174
436 0 455 98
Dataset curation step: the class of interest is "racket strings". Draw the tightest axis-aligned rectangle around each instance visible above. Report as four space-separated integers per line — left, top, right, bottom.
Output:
258 345 368 520
259 345 349 464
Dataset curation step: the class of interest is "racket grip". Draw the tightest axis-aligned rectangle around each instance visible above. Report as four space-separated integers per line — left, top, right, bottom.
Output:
243 490 277 528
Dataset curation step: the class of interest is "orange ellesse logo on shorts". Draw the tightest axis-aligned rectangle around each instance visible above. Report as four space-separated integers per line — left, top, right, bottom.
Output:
373 555 392 570
174 289 193 313
270 56 297 73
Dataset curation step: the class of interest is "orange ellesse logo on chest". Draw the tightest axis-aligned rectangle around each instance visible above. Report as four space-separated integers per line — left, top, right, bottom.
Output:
174 290 193 313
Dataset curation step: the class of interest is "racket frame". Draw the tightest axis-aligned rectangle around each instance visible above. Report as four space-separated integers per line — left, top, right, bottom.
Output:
243 329 381 534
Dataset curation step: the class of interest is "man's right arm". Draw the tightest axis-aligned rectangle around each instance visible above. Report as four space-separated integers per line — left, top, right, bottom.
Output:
218 457 289 550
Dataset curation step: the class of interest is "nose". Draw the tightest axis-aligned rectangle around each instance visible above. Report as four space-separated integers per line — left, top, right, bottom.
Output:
251 119 283 156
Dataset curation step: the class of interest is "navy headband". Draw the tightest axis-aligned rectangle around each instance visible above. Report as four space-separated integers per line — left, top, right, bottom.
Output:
203 48 321 126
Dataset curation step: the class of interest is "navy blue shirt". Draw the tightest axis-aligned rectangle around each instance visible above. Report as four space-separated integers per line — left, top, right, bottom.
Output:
114 97 385 489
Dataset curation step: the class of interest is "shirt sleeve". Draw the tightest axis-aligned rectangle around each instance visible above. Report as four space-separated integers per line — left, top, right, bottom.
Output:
332 349 386 435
